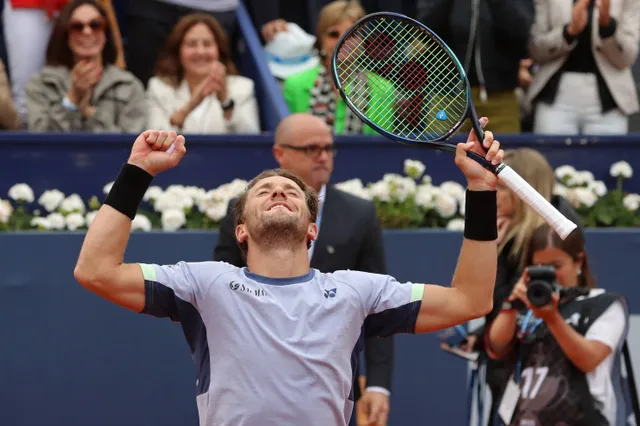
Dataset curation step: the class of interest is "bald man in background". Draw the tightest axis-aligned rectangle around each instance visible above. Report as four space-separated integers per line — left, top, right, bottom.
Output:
214 113 394 426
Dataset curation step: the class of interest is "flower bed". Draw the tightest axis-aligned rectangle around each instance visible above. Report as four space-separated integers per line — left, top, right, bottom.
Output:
1 160 638 232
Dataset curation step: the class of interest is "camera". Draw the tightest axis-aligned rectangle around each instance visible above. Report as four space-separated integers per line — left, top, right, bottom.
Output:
526 265 559 307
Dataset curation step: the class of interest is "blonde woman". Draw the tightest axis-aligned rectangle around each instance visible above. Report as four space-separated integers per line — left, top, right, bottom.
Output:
282 1 393 135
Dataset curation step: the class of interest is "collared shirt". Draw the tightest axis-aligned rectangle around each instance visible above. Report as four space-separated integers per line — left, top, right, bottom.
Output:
308 184 326 261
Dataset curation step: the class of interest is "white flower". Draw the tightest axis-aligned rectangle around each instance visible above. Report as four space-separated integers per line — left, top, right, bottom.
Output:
555 165 577 182
623 194 640 211
154 188 193 213
161 208 186 231
382 174 417 202
143 186 164 202
8 183 34 203
185 186 207 204
434 192 458 218
588 180 607 197
439 181 466 204
65 213 85 231
421 175 432 186
567 187 597 208
553 184 569 198
404 159 426 180
415 185 437 209
0 199 12 224
38 189 65 212
446 218 465 231
85 211 98 227
335 179 371 200
59 193 86 214
132 214 152 232
31 217 51 230
610 161 633 179
572 171 594 186
205 203 228 222
103 181 114 195
368 181 391 202
46 212 66 230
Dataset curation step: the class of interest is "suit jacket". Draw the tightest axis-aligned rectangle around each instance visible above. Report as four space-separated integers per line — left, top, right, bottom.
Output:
527 0 640 115
214 185 394 401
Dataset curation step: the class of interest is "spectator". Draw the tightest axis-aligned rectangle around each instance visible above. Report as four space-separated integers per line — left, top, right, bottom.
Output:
214 113 394 426
0 58 21 130
125 0 239 88
282 1 384 135
146 13 260 134
248 0 415 44
526 0 640 135
24 0 145 132
417 0 534 134
2 0 125 123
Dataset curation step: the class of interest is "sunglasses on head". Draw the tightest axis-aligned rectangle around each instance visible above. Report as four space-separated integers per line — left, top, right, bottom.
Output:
68 18 105 34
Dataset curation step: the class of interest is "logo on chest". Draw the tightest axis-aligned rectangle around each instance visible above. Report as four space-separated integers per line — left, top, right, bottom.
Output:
324 288 337 298
229 281 267 297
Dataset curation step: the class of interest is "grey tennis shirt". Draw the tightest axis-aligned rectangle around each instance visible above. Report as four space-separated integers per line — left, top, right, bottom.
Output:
139 261 424 426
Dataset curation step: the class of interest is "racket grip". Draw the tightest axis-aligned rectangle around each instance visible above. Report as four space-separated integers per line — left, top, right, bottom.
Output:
497 165 577 240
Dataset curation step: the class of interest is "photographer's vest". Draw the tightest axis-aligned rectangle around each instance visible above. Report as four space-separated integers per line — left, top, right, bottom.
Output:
508 290 630 426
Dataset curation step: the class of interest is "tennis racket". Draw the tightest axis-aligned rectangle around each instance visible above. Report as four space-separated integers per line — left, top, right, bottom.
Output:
331 12 577 239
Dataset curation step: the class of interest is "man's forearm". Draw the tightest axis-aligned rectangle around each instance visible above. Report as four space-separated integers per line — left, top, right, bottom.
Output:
451 190 498 316
75 164 152 281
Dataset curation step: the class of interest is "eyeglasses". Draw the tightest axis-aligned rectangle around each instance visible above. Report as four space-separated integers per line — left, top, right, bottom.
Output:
68 18 105 34
280 144 337 157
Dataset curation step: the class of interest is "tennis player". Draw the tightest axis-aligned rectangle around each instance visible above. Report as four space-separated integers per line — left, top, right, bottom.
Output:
74 122 503 426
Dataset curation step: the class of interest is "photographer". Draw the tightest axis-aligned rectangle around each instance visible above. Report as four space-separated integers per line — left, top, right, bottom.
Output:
486 223 630 426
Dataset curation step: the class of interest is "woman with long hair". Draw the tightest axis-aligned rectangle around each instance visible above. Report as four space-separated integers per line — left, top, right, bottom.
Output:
146 13 260 134
24 0 145 132
486 223 630 425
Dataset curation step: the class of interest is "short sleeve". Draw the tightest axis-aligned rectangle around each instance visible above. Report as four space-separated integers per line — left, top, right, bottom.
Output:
138 261 230 322
585 300 628 351
335 270 424 337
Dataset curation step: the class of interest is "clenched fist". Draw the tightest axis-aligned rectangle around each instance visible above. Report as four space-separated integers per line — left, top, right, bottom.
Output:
127 130 187 176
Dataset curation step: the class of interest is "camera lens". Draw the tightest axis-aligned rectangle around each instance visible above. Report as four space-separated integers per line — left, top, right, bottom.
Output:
527 281 554 307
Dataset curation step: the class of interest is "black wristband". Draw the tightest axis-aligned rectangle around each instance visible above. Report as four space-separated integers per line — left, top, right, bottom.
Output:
463 189 497 241
103 163 154 220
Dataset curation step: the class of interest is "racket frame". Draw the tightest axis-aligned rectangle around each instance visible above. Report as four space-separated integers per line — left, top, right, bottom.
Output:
330 12 497 173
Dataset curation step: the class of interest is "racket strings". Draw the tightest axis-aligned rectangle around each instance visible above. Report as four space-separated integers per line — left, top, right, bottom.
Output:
334 16 468 140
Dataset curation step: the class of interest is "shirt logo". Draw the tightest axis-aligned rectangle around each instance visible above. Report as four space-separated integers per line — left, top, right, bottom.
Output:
324 288 337 298
229 281 267 297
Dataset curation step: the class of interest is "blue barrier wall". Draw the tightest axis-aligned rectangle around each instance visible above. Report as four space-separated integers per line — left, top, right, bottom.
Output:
1 229 638 426
1 133 640 202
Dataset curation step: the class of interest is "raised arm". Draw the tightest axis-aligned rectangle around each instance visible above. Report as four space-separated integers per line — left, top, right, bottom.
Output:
74 130 187 312
415 118 502 333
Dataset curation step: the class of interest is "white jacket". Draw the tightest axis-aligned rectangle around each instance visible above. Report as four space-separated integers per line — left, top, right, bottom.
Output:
527 0 640 115
146 75 261 134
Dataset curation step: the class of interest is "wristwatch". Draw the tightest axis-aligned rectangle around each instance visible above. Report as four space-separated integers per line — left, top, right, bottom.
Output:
221 98 235 111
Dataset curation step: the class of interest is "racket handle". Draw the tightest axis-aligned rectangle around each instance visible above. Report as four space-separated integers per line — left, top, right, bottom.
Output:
497 165 577 240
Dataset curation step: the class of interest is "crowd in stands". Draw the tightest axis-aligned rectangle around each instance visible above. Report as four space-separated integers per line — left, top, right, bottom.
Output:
0 0 638 135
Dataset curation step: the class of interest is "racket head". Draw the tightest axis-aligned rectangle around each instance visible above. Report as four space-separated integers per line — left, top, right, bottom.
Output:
331 12 473 151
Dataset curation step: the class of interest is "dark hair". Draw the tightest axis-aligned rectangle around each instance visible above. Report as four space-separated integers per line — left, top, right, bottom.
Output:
45 0 117 68
153 13 238 87
526 224 596 289
234 169 319 258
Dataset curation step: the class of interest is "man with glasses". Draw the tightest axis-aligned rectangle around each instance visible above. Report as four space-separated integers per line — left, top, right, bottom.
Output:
214 113 394 426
